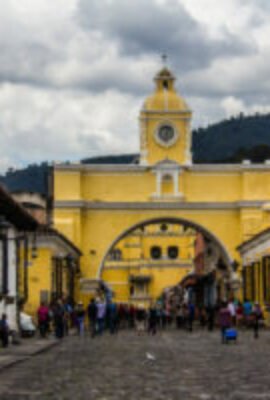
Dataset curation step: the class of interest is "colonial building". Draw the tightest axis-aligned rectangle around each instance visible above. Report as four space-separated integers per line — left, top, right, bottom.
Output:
0 185 38 331
238 227 270 306
9 190 82 317
53 66 270 306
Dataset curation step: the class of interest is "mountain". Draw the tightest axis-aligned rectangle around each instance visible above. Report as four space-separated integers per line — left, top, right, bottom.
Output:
0 163 50 196
2 113 270 195
192 113 270 162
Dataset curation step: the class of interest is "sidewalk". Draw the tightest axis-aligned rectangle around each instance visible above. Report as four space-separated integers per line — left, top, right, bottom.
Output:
0 336 59 372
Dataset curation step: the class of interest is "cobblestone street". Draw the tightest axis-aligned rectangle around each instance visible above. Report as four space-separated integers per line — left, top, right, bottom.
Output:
1 329 270 399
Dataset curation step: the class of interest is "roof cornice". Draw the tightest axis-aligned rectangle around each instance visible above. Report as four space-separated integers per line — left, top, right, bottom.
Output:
54 200 267 210
54 162 270 173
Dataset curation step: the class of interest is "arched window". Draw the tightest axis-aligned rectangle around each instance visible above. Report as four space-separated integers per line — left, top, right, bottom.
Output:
160 223 168 232
150 246 162 260
108 248 122 261
168 246 179 259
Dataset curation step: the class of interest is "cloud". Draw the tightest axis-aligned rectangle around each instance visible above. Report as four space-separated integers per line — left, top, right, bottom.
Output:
0 82 141 172
78 0 255 71
0 0 269 173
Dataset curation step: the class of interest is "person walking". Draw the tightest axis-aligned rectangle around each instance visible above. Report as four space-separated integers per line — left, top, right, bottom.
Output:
148 304 158 335
53 299 65 339
243 298 252 327
252 302 263 339
187 301 195 332
96 298 106 336
75 302 85 336
87 298 97 337
107 300 118 334
218 301 231 344
0 314 9 348
136 305 146 335
63 300 73 336
37 302 49 338
207 306 215 332
228 299 236 326
176 305 184 329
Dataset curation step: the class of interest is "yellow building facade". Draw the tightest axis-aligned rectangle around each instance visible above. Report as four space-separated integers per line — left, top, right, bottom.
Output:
24 230 81 318
53 67 270 305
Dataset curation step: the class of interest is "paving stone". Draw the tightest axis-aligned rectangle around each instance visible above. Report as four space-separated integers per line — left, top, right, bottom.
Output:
0 329 270 399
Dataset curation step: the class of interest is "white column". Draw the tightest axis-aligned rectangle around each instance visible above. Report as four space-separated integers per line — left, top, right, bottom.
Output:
7 228 18 331
156 172 162 197
173 171 179 196
185 119 192 165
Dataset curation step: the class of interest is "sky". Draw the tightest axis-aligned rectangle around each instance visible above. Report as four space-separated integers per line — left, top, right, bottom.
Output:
1 0 270 172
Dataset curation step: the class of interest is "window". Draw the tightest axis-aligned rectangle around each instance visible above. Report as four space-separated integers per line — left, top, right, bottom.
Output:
160 223 168 232
163 80 168 89
151 246 162 259
108 248 122 261
168 246 179 259
131 282 149 297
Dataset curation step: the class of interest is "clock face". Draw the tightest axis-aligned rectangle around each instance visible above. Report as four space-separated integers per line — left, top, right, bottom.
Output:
155 123 178 147
158 125 175 143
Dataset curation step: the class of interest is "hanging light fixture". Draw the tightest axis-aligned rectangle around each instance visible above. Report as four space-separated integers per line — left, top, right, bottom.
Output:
31 233 38 259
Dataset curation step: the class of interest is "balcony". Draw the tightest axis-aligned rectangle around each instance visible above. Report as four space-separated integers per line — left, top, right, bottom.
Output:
103 258 193 270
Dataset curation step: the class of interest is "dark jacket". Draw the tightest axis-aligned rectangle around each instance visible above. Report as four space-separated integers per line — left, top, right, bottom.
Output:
88 302 97 321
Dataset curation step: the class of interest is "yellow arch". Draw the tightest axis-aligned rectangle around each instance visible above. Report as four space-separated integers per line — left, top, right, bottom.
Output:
97 216 233 278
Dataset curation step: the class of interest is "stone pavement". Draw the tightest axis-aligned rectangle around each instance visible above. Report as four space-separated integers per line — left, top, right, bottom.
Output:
0 337 58 371
0 329 270 399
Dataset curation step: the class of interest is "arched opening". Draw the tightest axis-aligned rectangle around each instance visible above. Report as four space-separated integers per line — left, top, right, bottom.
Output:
98 217 233 307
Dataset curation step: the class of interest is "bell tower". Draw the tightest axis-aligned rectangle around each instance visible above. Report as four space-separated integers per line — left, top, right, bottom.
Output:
140 67 192 166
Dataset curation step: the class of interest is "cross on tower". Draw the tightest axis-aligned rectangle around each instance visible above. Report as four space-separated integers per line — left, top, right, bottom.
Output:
161 53 168 66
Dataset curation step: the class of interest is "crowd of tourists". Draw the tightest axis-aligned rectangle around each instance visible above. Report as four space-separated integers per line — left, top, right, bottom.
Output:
34 297 265 341
0 297 265 348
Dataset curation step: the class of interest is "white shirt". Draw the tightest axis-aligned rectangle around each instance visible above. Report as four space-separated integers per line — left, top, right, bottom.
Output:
228 302 236 317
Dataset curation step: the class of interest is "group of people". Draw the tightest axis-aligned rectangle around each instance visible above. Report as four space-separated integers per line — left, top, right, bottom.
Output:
218 299 263 342
33 297 266 342
0 297 266 348
37 298 78 339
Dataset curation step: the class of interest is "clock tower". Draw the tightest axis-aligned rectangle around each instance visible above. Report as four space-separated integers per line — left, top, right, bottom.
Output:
140 67 192 166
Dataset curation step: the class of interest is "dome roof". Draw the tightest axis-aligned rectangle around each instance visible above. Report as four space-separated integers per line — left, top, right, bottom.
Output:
143 67 190 113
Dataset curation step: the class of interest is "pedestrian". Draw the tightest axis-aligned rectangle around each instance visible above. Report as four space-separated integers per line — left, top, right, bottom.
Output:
161 308 167 329
236 301 244 327
37 302 49 338
228 299 236 326
87 298 97 337
176 305 184 329
243 298 253 327
75 302 85 336
63 300 73 335
187 301 195 332
148 304 158 335
199 306 207 329
53 299 65 339
252 302 263 339
128 304 135 329
136 305 146 335
96 298 106 335
0 313 9 348
207 306 215 332
107 300 118 334
218 301 231 344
